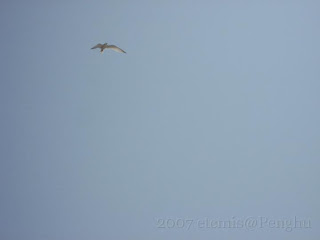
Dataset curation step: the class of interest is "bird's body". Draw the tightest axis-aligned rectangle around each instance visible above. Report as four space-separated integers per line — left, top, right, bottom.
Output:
91 43 126 54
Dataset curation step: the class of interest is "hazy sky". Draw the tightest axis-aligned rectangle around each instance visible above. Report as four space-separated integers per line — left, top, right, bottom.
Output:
1 1 319 239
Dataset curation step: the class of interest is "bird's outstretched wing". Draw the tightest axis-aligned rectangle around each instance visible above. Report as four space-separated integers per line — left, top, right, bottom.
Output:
106 45 126 53
91 43 103 49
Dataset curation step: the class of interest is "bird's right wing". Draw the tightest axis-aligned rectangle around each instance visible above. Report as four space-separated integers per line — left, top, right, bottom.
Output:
91 43 102 49
107 45 126 53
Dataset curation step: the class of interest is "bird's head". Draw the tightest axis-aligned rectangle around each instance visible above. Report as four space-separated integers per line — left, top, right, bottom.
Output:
104 42 108 46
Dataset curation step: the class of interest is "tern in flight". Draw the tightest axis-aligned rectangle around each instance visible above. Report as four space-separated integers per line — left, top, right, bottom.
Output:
91 43 126 54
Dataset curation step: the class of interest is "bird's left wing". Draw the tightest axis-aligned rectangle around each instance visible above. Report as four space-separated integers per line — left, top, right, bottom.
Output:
107 45 126 53
91 43 102 49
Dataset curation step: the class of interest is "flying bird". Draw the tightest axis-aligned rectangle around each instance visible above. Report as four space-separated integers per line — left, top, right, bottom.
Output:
91 43 126 54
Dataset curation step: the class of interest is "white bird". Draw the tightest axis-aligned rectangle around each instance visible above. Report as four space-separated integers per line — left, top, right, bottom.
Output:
91 43 126 54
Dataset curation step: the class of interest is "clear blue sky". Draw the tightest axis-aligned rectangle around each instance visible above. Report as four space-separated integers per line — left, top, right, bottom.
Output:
1 1 319 239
